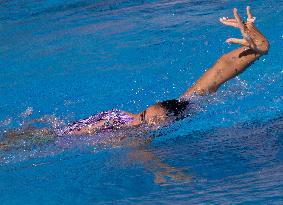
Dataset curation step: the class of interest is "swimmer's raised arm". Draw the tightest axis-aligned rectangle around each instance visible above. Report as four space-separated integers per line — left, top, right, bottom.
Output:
180 6 269 99
137 6 269 127
58 6 270 133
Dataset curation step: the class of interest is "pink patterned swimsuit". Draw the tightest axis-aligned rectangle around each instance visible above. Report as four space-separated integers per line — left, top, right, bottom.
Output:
55 109 134 136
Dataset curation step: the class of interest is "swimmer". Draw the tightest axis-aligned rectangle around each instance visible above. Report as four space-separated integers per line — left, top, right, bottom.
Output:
2 6 269 140
54 6 269 136
0 6 270 184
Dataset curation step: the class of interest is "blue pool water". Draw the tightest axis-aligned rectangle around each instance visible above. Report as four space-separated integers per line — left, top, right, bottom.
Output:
0 0 282 204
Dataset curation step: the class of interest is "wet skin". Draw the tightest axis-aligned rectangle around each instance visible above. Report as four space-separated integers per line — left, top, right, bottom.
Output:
75 6 269 135
1 7 270 184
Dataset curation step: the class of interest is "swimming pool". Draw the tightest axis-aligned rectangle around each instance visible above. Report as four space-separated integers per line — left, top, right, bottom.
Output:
0 0 282 204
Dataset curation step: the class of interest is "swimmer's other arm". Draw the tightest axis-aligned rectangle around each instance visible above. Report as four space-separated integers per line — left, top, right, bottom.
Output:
180 6 269 99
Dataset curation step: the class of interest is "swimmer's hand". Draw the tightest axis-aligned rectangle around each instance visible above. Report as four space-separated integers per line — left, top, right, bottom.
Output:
220 6 269 54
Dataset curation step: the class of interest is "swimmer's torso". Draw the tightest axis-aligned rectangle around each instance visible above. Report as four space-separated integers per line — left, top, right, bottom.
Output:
55 99 191 136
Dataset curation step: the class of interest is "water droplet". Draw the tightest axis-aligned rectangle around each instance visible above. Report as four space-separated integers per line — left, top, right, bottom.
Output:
20 107 33 118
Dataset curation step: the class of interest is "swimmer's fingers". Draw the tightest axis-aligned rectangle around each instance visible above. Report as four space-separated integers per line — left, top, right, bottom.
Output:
226 37 258 52
219 17 238 28
233 8 257 46
233 7 259 51
233 8 247 37
220 7 256 28
220 9 250 42
246 6 253 19
225 38 250 47
246 6 256 23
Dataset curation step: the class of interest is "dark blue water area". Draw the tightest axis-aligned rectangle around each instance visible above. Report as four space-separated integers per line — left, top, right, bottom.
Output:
0 0 283 204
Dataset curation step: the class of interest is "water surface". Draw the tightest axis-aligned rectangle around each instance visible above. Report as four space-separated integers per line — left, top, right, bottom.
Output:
0 0 282 204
